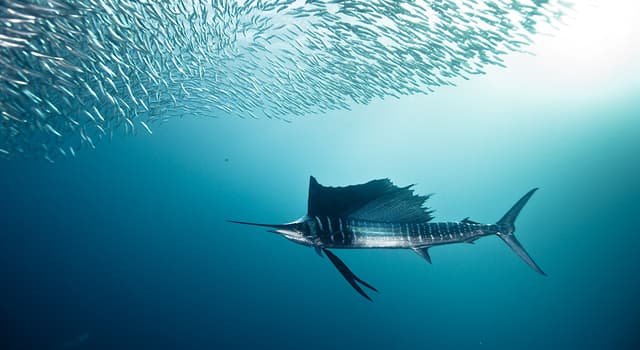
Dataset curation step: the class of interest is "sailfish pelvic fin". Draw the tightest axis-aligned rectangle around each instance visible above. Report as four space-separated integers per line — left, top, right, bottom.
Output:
322 248 378 301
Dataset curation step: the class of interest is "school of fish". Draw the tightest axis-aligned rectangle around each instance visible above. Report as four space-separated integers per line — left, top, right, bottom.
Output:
0 0 571 161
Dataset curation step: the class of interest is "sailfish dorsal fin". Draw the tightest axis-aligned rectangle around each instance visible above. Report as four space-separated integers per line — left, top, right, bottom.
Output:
307 176 433 223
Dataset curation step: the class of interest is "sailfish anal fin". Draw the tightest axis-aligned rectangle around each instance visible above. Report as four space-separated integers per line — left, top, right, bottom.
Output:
412 247 432 264
322 248 378 301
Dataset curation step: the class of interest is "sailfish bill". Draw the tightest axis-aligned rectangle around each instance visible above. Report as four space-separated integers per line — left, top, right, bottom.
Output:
226 220 288 230
229 176 545 300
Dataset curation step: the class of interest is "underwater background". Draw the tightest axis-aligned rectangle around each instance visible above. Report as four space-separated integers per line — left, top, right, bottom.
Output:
1 1 639 349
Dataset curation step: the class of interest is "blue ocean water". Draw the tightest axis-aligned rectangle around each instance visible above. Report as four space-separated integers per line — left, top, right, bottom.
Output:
2 2 640 350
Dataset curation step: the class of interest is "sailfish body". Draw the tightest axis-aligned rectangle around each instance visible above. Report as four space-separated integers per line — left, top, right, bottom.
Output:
229 176 545 300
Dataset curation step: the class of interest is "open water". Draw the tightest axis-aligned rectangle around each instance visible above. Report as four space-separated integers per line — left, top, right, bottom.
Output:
1 1 639 349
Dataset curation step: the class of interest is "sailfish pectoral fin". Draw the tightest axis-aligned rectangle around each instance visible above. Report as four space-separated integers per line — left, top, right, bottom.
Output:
322 248 378 301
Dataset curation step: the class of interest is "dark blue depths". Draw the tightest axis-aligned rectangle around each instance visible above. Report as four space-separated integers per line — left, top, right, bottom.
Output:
1 89 639 350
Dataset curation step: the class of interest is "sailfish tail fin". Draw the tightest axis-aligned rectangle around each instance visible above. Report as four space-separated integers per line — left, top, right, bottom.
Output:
495 188 546 276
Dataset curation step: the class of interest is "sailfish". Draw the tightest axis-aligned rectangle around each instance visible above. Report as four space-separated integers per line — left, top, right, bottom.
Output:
229 176 545 300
